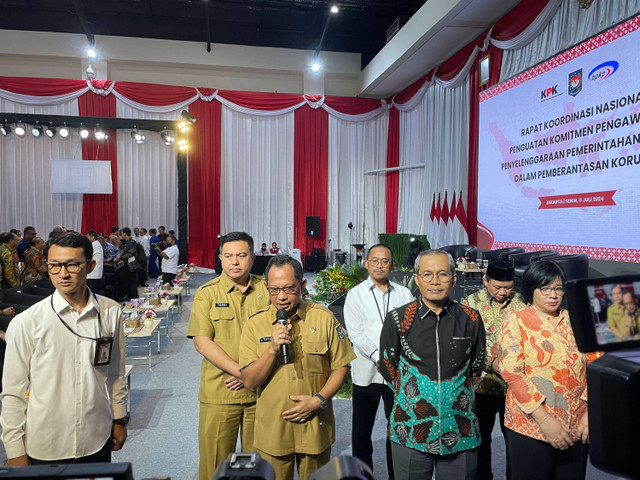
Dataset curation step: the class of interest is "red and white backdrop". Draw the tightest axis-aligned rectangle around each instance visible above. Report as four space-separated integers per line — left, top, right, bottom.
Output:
1 0 636 268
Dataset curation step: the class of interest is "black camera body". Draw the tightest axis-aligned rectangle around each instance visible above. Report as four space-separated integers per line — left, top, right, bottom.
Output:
566 275 640 479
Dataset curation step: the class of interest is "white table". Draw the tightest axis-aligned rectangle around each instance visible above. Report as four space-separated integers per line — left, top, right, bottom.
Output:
125 319 161 368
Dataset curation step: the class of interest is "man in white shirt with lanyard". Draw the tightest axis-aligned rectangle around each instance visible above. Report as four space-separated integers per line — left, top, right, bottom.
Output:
0 231 128 465
155 234 179 284
343 244 414 479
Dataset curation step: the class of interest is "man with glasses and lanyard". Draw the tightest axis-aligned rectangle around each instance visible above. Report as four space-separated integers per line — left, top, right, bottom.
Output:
0 232 128 466
380 249 485 480
343 244 414 478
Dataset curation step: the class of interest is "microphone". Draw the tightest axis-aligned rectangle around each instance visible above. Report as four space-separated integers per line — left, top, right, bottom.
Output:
276 308 293 365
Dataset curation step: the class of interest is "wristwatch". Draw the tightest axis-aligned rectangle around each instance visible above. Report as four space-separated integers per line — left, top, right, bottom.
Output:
113 416 130 426
313 393 328 409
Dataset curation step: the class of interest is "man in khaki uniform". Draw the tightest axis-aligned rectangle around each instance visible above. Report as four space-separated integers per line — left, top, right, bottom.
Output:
239 255 356 480
187 232 270 480
607 285 627 338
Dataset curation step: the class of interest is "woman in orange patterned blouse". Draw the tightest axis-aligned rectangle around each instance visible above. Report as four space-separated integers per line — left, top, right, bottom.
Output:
497 261 590 480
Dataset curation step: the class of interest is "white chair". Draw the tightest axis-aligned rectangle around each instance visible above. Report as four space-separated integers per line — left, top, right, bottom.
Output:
290 248 302 265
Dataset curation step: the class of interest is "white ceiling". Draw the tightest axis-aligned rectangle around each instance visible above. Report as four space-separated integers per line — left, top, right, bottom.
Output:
360 0 523 97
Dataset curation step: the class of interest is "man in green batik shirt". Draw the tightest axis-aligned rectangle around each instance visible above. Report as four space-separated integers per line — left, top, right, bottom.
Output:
461 259 526 480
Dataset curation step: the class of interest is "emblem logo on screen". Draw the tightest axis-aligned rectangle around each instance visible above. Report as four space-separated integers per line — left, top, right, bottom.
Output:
540 85 561 102
568 69 582 97
588 61 619 81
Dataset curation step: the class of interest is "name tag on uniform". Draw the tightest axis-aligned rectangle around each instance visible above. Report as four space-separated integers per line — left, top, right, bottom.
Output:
215 303 230 308
260 336 272 343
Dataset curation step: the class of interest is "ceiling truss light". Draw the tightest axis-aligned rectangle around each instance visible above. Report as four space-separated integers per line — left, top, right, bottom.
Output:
15 124 26 137
32 123 43 137
177 138 189 151
95 127 108 141
160 130 175 145
79 127 89 139
87 48 96 58
0 123 10 136
178 110 196 133
330 5 339 14
131 129 145 144
59 125 69 138
45 125 56 138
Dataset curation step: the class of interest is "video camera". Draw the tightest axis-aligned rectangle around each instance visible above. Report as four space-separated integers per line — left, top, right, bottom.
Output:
566 274 640 480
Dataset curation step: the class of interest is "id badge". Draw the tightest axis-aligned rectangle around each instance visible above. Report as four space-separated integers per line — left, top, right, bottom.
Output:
94 336 114 366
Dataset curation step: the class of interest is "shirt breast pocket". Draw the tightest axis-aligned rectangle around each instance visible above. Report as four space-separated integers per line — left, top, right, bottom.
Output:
303 341 329 375
210 307 236 340
449 336 473 364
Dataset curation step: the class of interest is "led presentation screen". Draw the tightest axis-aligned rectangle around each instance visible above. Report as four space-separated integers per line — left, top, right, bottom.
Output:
477 15 640 262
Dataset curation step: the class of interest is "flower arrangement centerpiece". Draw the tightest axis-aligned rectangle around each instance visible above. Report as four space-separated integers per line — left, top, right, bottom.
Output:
142 309 156 327
171 278 181 287
309 261 368 304
159 291 169 304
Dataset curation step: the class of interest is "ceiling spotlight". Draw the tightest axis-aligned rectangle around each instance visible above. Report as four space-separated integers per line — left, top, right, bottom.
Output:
45 125 56 138
131 129 145 144
330 5 339 13
160 130 175 145
79 127 89 139
95 128 108 141
178 110 196 133
15 124 26 137
0 123 10 136
59 125 69 138
312 61 320 72
177 138 189 151
32 123 43 137
87 48 96 58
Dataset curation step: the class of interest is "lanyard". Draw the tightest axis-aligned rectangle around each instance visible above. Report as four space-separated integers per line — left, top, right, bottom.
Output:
371 284 392 324
51 293 103 342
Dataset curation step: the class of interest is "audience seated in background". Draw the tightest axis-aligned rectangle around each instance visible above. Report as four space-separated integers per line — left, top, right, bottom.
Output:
0 232 20 290
22 237 47 284
269 241 280 255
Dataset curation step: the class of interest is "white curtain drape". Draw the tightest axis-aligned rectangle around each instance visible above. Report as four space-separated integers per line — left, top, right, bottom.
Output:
220 106 295 251
115 101 180 233
397 78 470 248
500 0 640 81
0 98 83 235
327 113 389 257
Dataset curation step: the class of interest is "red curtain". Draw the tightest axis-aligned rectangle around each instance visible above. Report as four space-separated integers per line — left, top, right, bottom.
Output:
0 77 86 95
294 105 328 256
385 108 400 233
217 90 303 110
78 92 118 235
493 1 552 41
112 82 196 105
323 96 382 115
187 99 222 269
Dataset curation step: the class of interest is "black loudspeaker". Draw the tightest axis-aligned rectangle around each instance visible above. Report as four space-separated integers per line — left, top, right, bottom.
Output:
306 216 320 237
305 255 327 272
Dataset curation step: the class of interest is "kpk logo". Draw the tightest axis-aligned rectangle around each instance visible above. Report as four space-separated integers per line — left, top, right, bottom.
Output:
540 85 561 101
588 61 619 81
568 69 582 97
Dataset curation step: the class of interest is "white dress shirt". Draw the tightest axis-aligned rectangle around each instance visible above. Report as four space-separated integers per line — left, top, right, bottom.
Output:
140 234 150 257
162 244 179 274
87 239 104 280
343 276 414 386
0 290 127 461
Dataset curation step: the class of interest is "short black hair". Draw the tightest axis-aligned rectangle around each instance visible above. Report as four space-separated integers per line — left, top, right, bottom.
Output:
0 232 15 244
24 226 36 235
9 229 19 236
111 226 119 233
521 260 565 304
265 255 303 283
159 226 166 231
149 228 157 235
168 235 177 244
122 227 132 236
366 244 393 262
169 230 175 236
86 230 98 240
219 232 254 253
48 231 93 262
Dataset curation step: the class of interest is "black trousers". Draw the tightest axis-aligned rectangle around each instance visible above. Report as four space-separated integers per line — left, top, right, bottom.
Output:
29 436 112 464
161 272 176 285
352 383 395 479
506 429 588 480
475 393 509 480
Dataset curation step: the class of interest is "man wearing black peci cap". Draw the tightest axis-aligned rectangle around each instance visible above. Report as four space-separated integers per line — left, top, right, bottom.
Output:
461 259 526 480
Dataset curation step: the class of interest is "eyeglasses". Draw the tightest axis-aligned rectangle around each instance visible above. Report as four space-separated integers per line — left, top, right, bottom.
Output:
367 258 391 266
539 286 564 296
46 260 89 274
267 285 299 296
416 271 453 283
